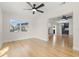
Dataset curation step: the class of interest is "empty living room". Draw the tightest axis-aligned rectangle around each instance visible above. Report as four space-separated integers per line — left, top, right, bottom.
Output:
0 0 79 59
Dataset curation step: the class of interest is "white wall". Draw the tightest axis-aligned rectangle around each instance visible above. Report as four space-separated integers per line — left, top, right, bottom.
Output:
73 5 79 51
57 23 62 35
3 12 34 42
69 18 73 36
31 17 48 41
0 8 3 48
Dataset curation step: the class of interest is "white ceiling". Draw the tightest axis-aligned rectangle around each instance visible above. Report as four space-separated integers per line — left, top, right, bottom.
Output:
0 2 68 16
1 2 77 19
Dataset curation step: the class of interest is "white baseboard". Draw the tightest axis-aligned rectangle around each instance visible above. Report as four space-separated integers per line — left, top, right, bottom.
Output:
33 36 48 42
3 36 48 44
3 36 34 43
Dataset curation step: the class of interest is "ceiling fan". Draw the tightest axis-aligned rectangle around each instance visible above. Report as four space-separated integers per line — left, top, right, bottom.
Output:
24 2 45 14
61 16 72 20
57 15 72 23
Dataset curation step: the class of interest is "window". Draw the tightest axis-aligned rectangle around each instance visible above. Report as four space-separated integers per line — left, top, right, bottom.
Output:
10 18 29 32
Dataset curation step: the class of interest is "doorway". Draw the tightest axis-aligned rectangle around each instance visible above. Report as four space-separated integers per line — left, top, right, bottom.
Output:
48 13 73 48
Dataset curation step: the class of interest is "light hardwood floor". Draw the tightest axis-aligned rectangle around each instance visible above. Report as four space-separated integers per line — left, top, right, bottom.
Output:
1 35 79 57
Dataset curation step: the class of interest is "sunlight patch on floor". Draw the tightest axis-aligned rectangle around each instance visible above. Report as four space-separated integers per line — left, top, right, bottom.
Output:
0 46 9 57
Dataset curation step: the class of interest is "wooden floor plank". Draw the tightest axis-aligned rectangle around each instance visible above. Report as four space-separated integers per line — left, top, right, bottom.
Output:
0 35 79 57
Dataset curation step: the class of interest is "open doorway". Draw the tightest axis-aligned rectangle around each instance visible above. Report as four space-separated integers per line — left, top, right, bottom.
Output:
48 13 73 48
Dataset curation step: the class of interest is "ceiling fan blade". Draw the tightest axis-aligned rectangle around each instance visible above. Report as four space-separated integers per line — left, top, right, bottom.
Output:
24 9 32 10
27 2 33 8
33 11 35 14
37 10 44 13
67 16 72 19
36 3 44 9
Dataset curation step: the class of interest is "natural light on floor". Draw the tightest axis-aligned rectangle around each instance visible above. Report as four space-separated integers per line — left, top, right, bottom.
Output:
0 46 9 57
